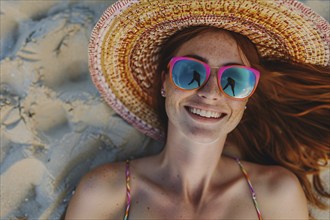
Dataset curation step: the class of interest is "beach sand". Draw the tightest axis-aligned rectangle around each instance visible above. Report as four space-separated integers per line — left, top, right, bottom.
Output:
0 0 329 219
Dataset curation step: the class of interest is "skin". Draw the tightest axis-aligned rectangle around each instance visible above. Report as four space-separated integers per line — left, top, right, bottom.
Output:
65 31 309 219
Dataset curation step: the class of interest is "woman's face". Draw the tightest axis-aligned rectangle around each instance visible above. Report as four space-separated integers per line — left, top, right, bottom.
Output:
163 30 249 143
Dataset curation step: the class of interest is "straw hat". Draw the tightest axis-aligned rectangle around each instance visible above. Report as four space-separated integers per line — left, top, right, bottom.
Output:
88 0 330 141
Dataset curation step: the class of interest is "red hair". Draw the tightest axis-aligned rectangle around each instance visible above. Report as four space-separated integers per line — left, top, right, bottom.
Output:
154 26 330 216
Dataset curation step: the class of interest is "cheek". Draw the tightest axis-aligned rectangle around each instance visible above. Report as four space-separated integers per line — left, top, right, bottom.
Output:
163 81 194 120
163 76 186 105
235 101 247 111
164 87 186 112
226 99 248 130
232 97 248 109
233 100 247 117
164 92 185 128
164 81 180 114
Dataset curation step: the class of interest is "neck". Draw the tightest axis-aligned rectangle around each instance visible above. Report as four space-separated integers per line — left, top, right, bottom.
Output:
158 126 227 203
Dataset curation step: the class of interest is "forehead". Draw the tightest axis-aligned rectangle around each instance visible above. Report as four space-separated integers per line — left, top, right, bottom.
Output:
174 30 246 66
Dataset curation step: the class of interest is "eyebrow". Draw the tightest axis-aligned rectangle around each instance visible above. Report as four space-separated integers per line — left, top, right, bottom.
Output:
185 54 208 63
184 54 244 67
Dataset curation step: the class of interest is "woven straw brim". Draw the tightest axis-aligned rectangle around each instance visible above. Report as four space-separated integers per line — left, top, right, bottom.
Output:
89 0 330 141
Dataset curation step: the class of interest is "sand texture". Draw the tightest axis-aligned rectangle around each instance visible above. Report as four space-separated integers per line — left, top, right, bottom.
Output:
0 0 329 219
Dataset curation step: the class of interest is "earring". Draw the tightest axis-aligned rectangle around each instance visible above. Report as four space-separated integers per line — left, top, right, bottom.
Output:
244 106 247 110
161 88 166 97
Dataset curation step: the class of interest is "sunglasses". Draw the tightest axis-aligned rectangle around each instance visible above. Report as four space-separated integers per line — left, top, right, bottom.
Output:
168 56 260 99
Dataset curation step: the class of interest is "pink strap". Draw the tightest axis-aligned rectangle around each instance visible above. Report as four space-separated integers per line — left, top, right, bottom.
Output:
235 158 263 220
123 160 131 220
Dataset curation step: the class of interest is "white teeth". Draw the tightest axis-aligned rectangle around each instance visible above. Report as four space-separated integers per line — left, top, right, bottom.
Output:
189 107 222 118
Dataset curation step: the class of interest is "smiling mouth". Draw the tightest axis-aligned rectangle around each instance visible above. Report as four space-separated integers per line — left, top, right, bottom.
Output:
186 107 227 119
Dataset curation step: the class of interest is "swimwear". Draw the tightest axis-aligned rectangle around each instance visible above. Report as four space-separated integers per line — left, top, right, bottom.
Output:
123 158 263 220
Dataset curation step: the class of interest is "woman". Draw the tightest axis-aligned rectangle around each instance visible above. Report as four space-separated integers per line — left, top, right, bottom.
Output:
65 0 329 219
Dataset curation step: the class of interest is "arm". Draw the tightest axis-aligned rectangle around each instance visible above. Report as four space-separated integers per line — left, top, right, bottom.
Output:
65 163 126 219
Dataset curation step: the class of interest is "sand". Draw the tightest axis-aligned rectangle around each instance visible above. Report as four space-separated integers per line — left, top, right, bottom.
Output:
0 0 329 219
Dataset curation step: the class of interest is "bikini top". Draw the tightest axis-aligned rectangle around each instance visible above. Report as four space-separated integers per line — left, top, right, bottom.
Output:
123 158 263 220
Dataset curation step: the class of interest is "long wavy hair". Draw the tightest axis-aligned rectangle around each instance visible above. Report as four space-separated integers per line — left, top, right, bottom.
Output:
154 26 330 216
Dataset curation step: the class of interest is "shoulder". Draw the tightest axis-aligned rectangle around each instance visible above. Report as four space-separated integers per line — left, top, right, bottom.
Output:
244 161 309 219
65 161 128 219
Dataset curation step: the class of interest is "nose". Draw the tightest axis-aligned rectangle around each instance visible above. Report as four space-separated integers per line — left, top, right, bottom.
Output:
197 71 222 100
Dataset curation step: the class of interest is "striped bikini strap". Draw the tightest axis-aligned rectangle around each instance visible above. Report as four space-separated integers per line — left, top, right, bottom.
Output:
235 158 263 220
123 160 131 220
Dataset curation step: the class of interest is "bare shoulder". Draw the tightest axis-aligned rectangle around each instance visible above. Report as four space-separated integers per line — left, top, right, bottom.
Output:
65 162 127 219
243 161 309 219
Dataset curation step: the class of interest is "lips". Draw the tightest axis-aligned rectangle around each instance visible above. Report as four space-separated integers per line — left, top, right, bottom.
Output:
186 106 227 119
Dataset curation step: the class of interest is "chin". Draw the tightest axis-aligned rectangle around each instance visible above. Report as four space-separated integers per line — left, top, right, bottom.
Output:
183 129 226 144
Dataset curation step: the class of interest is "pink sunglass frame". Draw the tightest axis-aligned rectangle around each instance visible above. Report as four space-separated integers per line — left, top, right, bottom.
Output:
168 56 260 100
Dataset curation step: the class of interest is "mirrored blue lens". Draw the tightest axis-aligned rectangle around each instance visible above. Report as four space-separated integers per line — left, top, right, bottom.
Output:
220 67 256 98
172 60 207 90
